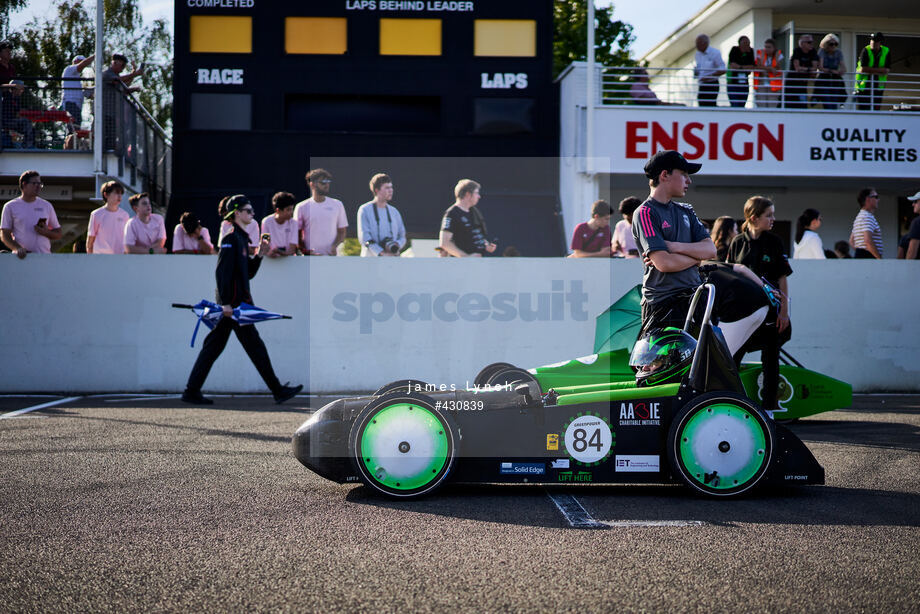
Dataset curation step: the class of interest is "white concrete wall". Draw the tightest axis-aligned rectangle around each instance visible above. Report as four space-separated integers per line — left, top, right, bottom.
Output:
1 256 918 393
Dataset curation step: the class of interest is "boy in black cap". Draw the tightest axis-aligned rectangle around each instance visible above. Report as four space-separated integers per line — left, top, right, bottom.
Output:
632 150 716 334
182 194 302 405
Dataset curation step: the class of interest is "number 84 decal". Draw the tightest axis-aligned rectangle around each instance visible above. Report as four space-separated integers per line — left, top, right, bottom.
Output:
562 413 615 466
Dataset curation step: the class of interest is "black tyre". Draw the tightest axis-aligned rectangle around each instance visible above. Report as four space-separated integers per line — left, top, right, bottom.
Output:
373 379 432 397
667 391 775 497
349 392 459 499
473 362 517 388
486 367 539 390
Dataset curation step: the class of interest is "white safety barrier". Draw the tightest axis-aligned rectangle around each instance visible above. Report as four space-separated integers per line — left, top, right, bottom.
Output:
0 255 917 393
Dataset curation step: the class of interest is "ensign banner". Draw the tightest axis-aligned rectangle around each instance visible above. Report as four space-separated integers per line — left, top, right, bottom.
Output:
599 108 919 177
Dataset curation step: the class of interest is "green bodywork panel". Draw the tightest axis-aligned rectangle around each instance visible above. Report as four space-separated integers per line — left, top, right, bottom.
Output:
531 350 852 419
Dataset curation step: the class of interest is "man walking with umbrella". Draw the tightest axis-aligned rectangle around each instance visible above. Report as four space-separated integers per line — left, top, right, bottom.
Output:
182 195 302 405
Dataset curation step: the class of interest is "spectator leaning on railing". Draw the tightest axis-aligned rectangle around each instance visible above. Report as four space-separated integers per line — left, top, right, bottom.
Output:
172 212 213 255
295 168 347 256
124 192 166 254
694 34 725 107
569 199 612 258
1 170 63 259
855 32 890 111
87 181 129 254
754 38 784 108
727 36 755 108
0 40 22 93
815 34 847 110
787 35 818 109
1 80 35 148
358 173 407 257
261 191 299 258
102 53 144 151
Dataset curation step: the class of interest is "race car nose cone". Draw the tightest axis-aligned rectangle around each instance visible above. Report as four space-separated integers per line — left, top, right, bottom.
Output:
399 441 411 453
719 441 731 453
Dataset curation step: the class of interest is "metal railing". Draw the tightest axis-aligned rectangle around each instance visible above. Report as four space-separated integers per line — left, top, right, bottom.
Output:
600 66 920 111
0 76 172 208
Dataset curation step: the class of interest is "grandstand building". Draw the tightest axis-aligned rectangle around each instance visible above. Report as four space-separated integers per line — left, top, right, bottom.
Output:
559 0 920 255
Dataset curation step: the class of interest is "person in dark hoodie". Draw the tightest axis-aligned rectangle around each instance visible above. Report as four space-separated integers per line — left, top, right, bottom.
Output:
182 194 302 405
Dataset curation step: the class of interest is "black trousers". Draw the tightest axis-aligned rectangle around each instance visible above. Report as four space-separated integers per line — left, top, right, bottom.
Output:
736 318 791 411
697 80 719 107
186 317 282 394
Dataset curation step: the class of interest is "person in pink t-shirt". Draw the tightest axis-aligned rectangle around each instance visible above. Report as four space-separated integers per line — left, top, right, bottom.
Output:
294 168 347 256
172 212 213 254
261 191 298 257
612 196 641 258
1 170 63 259
124 192 167 254
87 180 129 254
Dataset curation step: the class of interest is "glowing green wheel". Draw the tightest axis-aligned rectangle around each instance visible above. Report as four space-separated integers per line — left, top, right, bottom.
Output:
667 392 774 497
350 392 458 498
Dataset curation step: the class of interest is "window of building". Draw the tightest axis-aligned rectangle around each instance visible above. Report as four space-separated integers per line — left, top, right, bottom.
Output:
190 93 252 130
379 19 442 56
473 98 535 135
190 16 252 54
474 20 536 57
285 17 348 54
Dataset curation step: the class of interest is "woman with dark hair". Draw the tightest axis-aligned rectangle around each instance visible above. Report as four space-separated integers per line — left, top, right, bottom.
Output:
726 196 793 414
710 215 737 261
793 208 825 259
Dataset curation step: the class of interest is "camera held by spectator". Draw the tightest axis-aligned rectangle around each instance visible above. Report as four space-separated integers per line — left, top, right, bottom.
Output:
366 237 400 255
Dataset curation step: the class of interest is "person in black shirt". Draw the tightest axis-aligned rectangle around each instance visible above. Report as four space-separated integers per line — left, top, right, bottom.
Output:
786 35 817 109
710 215 738 262
182 195 302 405
439 179 496 257
726 196 793 412
727 36 755 107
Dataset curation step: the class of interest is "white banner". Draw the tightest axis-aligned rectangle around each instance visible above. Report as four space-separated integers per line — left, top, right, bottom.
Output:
599 108 919 177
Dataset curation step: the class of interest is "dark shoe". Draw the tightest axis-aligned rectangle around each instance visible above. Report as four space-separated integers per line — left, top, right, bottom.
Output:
273 383 303 404
181 390 214 405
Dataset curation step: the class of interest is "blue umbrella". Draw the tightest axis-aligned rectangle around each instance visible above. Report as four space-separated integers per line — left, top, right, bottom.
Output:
172 300 292 347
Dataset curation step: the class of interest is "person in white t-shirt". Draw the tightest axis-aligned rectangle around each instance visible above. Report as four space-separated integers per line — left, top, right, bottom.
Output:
295 168 347 256
793 208 826 259
0 170 62 259
261 191 299 257
60 53 94 130
87 180 129 254
124 192 166 254
172 212 213 254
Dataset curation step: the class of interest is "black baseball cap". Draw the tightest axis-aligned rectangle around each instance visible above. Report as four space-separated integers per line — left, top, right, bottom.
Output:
644 150 702 180
869 32 885 41
223 194 251 219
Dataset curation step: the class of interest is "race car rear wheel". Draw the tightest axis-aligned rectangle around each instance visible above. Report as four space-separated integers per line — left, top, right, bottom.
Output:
349 392 458 499
485 367 539 390
667 392 774 497
473 362 517 388
373 379 432 397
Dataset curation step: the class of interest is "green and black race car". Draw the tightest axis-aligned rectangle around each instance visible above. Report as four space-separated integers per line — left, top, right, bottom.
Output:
293 284 825 500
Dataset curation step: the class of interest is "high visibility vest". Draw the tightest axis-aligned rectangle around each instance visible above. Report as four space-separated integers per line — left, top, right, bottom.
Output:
855 45 889 91
754 49 784 92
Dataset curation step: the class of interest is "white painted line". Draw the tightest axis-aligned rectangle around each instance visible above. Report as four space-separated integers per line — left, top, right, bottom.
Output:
601 520 707 528
545 491 608 529
1 396 82 419
105 395 180 403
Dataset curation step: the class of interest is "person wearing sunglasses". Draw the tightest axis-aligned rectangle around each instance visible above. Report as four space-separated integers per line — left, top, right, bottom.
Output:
816 33 847 109
850 188 884 259
786 35 818 109
295 168 347 256
182 194 302 405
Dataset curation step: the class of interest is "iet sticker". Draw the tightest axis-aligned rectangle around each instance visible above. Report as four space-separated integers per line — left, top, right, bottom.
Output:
614 455 660 472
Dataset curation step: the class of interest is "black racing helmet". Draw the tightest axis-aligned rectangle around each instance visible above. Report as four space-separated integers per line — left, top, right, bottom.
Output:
629 327 697 387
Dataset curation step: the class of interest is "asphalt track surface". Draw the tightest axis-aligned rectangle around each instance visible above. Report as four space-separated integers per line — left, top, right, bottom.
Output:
2 393 918 612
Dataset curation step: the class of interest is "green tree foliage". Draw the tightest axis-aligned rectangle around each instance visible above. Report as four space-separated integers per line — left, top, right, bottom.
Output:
0 0 28 39
6 0 173 132
553 0 635 77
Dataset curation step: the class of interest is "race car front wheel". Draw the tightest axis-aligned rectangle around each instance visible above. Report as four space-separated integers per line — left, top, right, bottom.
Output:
349 392 458 499
667 392 775 497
